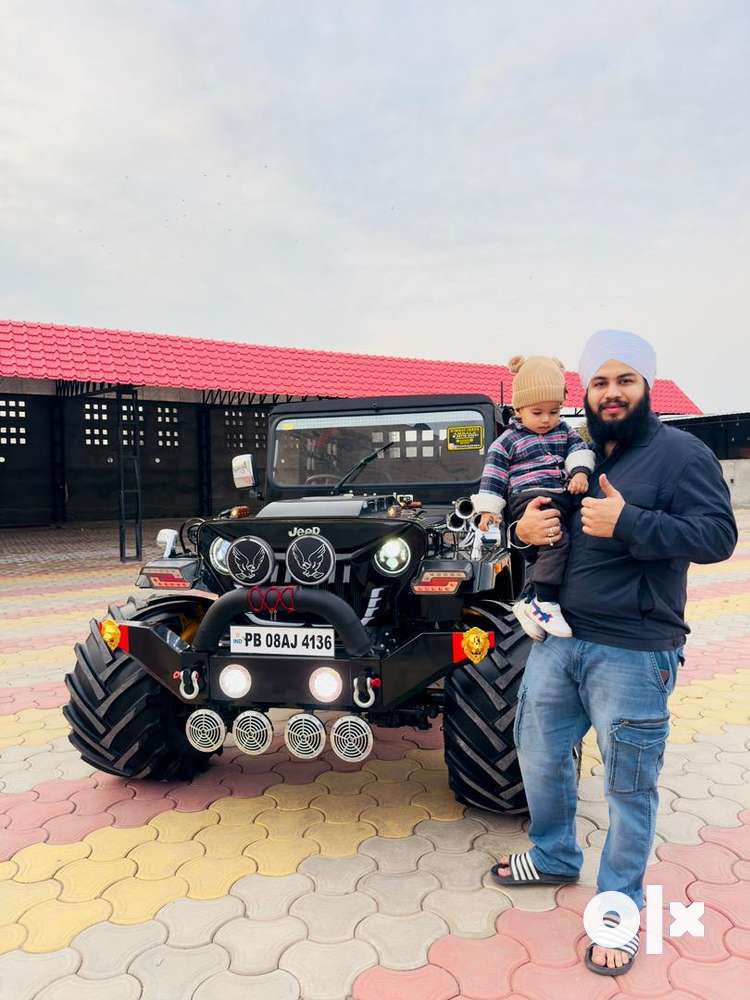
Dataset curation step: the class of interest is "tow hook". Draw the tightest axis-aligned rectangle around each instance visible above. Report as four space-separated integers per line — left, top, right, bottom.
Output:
353 674 379 709
177 668 201 700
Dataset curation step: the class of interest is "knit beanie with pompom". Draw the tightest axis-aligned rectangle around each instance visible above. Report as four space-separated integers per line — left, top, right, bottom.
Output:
508 355 567 409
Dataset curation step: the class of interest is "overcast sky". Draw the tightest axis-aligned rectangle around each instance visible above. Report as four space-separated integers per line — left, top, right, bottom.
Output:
1 1 748 411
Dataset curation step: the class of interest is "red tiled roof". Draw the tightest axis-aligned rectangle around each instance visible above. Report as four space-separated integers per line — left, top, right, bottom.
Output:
0 320 701 414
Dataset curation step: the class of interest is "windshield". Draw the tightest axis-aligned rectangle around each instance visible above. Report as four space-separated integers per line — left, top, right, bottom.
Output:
271 409 487 487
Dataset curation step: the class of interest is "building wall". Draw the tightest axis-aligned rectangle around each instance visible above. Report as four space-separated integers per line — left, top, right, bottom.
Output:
721 460 750 508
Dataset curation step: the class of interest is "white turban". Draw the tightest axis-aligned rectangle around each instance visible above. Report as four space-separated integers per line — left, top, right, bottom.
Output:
578 329 657 389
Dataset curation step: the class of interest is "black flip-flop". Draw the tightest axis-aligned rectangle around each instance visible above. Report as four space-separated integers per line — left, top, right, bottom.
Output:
584 927 640 976
489 850 579 887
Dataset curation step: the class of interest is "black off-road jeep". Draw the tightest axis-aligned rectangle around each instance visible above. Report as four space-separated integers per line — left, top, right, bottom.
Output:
64 394 544 814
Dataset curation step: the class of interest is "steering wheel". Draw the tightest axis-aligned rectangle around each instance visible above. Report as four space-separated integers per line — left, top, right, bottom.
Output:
304 474 341 485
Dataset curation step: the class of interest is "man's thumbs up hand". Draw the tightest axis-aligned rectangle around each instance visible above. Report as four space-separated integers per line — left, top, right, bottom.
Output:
581 474 626 538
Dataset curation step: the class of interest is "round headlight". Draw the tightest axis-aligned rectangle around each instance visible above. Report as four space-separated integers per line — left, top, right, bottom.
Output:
209 537 232 576
309 667 343 704
218 664 253 699
374 537 411 576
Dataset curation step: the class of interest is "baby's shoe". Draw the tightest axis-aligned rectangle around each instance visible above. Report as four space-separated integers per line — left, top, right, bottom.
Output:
512 599 546 642
527 598 573 638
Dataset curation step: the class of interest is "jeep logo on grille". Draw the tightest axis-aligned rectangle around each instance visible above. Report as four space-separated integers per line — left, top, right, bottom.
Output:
288 526 321 537
286 534 336 585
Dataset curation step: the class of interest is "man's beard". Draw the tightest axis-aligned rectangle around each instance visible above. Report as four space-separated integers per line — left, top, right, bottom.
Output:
584 385 652 450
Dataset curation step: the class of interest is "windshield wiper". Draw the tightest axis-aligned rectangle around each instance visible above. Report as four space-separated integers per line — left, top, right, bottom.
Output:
331 441 394 494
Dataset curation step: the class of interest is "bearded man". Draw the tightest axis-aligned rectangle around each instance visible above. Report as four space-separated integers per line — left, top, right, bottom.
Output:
488 329 737 976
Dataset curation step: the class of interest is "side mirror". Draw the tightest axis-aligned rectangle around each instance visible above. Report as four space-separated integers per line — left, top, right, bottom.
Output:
156 528 179 558
232 454 256 489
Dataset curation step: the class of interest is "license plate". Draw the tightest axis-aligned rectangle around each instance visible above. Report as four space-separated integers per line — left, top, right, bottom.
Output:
229 625 335 657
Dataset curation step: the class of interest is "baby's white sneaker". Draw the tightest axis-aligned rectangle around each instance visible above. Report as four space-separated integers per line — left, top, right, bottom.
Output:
512 599 546 642
527 599 573 638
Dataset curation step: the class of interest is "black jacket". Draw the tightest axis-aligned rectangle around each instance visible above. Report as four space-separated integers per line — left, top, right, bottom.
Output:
559 413 737 651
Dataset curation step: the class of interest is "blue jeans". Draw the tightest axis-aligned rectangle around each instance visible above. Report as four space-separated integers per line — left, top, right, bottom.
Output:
514 636 681 909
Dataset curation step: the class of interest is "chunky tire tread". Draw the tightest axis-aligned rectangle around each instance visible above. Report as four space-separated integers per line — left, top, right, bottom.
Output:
63 593 213 781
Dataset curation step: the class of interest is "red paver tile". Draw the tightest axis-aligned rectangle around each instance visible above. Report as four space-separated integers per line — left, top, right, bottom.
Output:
70 782 134 816
429 933 528 1000
319 752 364 772
0 826 47 860
643 862 696 906
272 761 331 784
353 964 460 1000
687 880 750 929
0 814 9 830
167 774 229 811
0 790 38 815
44 810 113 844
724 926 750 959
125 780 176 801
6 798 74 831
733 860 750 880
496 906 584 966
700 817 750 860
556 884 599 915
661 904 731 963
34 777 96 803
229 750 289 773
372 742 417 761
215 772 282 797
108 797 174 826
370 726 415 744
669 955 750 997
657 842 740 884
408 728 445 749
512 957 619 1000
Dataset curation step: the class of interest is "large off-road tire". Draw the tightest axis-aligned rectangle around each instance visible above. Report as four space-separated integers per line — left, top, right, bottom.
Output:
63 593 214 781
443 600 584 815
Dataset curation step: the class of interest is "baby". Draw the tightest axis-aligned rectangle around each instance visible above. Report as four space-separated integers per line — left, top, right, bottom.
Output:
472 355 595 639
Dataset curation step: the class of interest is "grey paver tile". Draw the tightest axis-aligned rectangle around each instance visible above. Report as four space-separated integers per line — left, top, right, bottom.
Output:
290 889 376 941
464 808 526 835
659 772 714 800
0 950 80 1000
36 975 142 1000
359 869 440 915
298 854 375 894
358 835 434 873
708 782 750 809
230 873 313 920
214 916 307 975
280 939 377 1000
193 970 300 1000
418 849 495 891
74 920 167 979
481 873 558 911
157 895 244 947
683 760 748 784
129 943 229 1000
423 886 512 937
413 817 485 853
671 795 743 828
655 811 707 844
356 911 448 969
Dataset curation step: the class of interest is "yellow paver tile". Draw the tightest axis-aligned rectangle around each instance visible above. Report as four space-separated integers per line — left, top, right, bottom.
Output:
304 821 377 857
243 837 319 876
308 793 377 823
178 856 258 899
194 823 268 858
84 824 157 861
149 809 219 843
211 795 276 826
103 876 188 924
364 780 427 808
359 805 430 838
12 842 91 883
404 749 446 770
416 769 452 791
0 879 60 923
255 808 324 839
0 923 27 954
128 840 204 880
20 898 111 953
412 790 465 821
709 707 750 724
314 771 375 796
670 703 705 720
0 862 18 882
267 783 323 810
57 858 137 902
362 759 421 783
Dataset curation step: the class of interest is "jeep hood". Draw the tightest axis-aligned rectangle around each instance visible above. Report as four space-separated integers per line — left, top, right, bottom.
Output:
255 495 370 519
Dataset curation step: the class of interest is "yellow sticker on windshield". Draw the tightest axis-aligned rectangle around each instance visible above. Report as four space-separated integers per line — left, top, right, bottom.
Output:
279 421 295 431
447 425 484 451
